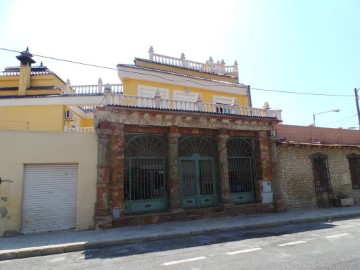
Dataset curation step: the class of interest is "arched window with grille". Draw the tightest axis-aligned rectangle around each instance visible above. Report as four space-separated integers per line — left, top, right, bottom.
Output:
124 134 168 213
227 137 256 204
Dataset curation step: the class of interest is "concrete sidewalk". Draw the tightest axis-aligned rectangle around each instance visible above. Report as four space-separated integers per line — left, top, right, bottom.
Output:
2 206 360 261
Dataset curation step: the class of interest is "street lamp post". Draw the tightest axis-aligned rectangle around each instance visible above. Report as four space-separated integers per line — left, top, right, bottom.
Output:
312 109 340 127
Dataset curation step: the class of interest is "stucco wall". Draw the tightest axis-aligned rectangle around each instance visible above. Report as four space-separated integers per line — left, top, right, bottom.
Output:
277 146 360 210
0 130 97 236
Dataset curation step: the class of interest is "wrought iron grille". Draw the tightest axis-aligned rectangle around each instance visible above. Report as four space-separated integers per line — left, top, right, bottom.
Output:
227 138 255 194
124 134 168 212
181 160 197 196
348 155 360 189
125 157 165 200
178 136 217 157
311 157 332 192
311 154 334 208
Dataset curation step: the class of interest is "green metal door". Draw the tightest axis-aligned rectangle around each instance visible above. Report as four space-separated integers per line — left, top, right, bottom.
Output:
180 156 217 208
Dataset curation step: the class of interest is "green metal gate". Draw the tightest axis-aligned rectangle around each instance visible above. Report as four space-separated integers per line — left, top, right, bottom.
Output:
124 134 168 213
227 138 256 204
178 136 218 208
180 156 217 208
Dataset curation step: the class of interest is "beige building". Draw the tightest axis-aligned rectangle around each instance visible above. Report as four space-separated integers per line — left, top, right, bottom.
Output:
275 125 360 210
0 130 97 237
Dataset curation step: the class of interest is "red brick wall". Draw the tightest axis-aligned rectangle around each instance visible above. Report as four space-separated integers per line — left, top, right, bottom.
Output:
275 124 360 145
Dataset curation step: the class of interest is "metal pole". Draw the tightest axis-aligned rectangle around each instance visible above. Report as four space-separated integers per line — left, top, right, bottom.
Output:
313 114 316 126
355 88 360 130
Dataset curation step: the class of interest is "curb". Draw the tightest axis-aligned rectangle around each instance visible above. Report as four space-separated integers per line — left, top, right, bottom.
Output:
1 212 360 261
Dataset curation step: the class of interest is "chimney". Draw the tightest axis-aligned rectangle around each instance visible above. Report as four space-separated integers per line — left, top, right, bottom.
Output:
16 47 35 96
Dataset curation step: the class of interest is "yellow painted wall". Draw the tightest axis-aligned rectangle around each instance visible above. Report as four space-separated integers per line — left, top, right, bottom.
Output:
122 78 249 106
0 130 97 236
0 74 65 96
0 105 64 131
135 60 238 83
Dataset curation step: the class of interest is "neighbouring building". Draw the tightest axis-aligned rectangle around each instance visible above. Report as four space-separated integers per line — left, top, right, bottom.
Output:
93 47 283 228
275 124 360 210
0 48 122 132
0 49 108 236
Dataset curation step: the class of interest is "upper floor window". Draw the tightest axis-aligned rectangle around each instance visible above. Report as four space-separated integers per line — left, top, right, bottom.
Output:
348 154 360 189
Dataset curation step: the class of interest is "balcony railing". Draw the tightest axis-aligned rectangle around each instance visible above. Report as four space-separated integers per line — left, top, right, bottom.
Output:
64 126 95 132
148 46 238 76
61 78 123 95
104 91 282 120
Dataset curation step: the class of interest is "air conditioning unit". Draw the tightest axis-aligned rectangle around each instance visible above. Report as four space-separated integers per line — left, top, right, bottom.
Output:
65 110 73 120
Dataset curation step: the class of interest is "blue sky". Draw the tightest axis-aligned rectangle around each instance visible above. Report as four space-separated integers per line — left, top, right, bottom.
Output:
0 0 359 128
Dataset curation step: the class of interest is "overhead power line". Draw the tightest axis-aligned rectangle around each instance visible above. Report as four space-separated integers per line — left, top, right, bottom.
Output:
0 47 354 97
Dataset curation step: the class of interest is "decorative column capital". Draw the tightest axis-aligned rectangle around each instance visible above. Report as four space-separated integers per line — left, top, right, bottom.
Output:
216 133 229 141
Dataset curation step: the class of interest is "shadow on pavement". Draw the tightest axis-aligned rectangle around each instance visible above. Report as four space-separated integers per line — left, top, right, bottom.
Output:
82 219 337 260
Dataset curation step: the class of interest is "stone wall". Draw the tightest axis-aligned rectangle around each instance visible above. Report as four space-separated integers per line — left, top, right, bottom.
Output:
277 145 360 210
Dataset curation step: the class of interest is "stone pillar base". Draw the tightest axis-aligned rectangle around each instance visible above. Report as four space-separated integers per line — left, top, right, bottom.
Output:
273 194 286 212
170 208 185 214
95 215 113 230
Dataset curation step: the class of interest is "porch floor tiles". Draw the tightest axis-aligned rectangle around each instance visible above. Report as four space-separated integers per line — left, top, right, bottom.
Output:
2 206 360 261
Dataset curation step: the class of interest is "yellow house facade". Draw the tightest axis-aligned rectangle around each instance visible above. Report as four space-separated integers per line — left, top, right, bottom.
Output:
117 46 252 112
0 48 106 132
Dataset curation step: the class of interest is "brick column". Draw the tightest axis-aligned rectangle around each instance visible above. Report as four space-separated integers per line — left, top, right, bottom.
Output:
95 128 112 229
109 123 125 219
216 133 232 207
168 132 182 212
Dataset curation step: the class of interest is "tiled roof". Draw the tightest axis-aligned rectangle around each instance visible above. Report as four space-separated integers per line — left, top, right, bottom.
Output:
117 63 248 87
134 57 236 78
0 71 54 76
0 93 102 99
277 141 360 149
0 65 66 84
0 86 60 91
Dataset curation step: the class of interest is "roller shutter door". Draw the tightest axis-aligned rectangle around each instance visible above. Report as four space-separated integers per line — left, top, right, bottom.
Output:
21 164 77 234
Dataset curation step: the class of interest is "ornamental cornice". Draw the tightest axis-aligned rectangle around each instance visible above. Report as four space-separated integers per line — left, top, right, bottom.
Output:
95 109 274 132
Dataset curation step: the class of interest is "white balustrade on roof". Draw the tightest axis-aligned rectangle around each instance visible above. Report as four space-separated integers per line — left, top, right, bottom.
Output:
148 46 238 76
61 78 123 95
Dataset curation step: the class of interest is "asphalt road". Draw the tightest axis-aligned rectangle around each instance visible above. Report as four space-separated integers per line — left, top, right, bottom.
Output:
2 217 360 269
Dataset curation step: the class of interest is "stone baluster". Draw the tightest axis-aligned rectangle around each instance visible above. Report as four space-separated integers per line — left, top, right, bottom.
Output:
221 59 225 73
180 52 186 67
168 131 182 212
149 46 154 61
65 79 71 94
216 133 232 207
98 78 103 93
262 102 270 117
234 60 238 74
209 56 214 72
104 83 112 104
231 98 239 114
195 93 202 111
154 89 161 108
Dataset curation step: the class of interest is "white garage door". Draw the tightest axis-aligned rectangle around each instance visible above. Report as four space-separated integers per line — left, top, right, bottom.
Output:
21 164 77 234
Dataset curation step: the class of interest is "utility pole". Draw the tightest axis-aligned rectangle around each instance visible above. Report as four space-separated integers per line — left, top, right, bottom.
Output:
355 88 360 130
